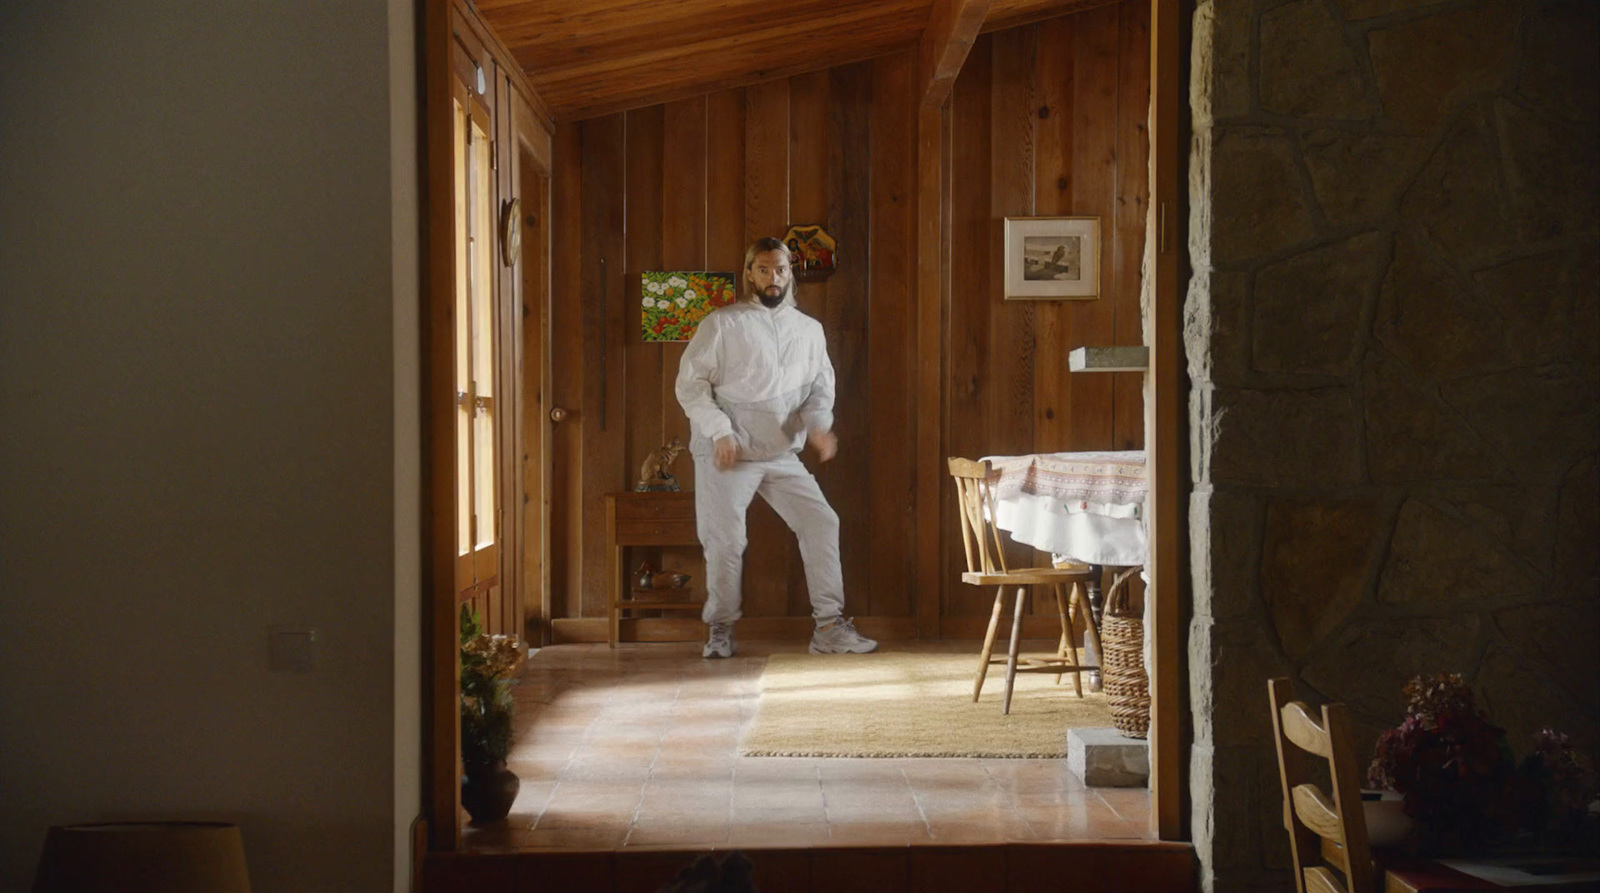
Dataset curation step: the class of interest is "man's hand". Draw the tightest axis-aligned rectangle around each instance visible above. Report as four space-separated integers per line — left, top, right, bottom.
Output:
808 429 837 462
713 435 739 470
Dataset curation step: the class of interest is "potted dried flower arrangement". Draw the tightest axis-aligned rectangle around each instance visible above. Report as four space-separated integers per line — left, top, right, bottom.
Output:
1367 673 1598 855
459 604 522 824
1515 728 1600 851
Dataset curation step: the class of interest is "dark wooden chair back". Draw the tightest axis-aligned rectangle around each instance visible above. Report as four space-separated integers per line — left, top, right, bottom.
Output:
1268 677 1374 893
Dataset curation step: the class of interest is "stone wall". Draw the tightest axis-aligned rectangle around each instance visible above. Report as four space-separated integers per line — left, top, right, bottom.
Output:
1185 0 1598 888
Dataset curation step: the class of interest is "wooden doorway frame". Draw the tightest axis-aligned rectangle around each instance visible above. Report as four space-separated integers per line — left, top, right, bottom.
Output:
423 0 554 851
422 0 1188 851
1146 0 1187 841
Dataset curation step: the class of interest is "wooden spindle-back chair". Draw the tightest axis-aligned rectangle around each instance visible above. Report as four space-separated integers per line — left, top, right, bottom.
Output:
948 457 1100 714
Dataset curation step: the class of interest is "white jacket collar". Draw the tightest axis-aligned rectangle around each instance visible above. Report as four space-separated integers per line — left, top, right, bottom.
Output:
743 293 796 310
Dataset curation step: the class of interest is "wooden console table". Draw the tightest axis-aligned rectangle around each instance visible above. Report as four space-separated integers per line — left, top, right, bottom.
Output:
1383 852 1600 891
604 491 701 648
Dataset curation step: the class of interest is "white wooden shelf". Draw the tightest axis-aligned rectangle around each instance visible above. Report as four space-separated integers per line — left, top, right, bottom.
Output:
1068 346 1149 372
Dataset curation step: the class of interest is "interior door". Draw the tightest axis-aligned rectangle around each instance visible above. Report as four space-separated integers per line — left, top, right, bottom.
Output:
512 89 554 644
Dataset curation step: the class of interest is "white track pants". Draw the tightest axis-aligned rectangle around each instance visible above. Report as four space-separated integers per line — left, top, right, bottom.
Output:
693 451 844 626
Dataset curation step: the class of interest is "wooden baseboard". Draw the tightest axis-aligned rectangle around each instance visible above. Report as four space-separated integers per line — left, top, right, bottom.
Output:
550 615 919 644
547 615 1087 644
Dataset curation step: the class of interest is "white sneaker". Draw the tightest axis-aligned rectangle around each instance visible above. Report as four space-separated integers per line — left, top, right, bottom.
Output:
809 617 877 654
703 622 735 659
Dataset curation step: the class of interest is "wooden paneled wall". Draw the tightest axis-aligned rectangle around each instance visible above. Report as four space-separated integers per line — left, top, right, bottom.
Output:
547 3 1148 637
548 52 917 636
943 2 1150 624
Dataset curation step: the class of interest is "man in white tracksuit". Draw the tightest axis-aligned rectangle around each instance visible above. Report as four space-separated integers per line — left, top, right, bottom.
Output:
676 237 879 659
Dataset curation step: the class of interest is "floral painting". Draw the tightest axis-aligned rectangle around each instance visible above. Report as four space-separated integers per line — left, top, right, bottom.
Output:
641 270 737 342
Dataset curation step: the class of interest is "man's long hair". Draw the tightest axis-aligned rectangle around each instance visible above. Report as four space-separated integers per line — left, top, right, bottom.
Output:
742 236 791 274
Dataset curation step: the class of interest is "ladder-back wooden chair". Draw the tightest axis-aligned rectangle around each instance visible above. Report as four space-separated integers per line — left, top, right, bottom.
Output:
948 457 1101 714
1268 677 1374 893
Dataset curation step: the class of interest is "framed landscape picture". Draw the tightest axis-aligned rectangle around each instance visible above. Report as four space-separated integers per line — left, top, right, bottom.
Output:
640 270 737 342
1003 216 1101 300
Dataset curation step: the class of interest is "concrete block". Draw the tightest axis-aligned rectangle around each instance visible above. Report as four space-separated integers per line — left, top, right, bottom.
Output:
1067 727 1150 787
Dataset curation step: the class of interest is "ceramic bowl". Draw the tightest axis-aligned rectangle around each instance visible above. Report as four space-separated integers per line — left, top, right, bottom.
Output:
1361 790 1414 848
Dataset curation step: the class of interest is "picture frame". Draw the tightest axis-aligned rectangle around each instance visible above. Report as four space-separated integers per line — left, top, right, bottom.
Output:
640 271 737 342
1003 216 1101 300
783 223 838 282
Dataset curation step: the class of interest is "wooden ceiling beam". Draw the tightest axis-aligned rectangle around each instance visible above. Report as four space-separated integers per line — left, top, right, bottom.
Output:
519 6 922 119
919 0 994 107
471 0 1128 123
981 0 1123 35
477 0 780 40
553 41 915 123
487 0 917 73
516 2 917 84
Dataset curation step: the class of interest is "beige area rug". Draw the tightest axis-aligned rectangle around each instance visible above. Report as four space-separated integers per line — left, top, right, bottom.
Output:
740 651 1112 758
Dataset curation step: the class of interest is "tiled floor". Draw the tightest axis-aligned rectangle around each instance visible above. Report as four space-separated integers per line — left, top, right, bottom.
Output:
462 639 1151 852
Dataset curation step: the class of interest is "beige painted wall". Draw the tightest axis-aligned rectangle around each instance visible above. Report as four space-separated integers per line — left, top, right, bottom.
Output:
0 2 423 891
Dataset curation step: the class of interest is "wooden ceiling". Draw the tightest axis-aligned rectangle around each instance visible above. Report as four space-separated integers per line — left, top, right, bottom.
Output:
473 0 1120 121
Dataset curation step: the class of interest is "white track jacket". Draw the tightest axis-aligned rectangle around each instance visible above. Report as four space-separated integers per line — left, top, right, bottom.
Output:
675 297 836 462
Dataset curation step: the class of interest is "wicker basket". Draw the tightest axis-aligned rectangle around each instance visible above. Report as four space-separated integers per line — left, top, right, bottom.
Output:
1100 568 1150 739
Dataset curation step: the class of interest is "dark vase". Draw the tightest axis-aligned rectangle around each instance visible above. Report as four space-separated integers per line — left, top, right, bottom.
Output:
461 762 520 825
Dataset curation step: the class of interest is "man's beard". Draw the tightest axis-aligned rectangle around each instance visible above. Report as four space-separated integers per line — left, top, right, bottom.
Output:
756 281 791 308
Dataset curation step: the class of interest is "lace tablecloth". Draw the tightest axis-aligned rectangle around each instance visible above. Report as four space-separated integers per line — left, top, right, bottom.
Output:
983 450 1148 507
980 451 1148 566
